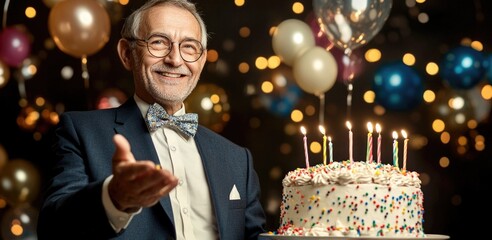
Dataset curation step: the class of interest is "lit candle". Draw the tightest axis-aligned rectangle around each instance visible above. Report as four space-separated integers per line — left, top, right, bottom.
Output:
328 136 333 163
376 123 382 164
392 131 399 168
366 122 373 164
401 130 408 171
319 125 327 165
300 126 310 168
346 121 353 163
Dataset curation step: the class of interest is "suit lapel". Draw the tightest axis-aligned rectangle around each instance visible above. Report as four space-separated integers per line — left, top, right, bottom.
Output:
113 98 175 226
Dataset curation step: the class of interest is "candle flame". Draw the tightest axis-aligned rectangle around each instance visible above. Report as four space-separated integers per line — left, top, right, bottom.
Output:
376 123 381 133
319 125 326 135
401 130 408 139
300 126 307 135
346 121 352 130
328 136 332 141
367 122 373 133
392 131 398 139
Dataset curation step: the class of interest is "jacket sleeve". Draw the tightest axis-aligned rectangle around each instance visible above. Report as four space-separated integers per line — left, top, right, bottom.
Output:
37 113 120 239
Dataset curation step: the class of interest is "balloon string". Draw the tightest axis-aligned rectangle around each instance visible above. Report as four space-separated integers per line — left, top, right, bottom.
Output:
342 50 354 121
81 56 89 89
346 83 353 121
319 93 325 126
2 0 10 29
17 77 27 100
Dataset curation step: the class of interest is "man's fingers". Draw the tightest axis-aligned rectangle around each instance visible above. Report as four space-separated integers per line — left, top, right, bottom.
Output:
112 134 135 164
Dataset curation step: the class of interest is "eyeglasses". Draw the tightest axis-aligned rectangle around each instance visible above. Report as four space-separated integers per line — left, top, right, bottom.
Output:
127 34 204 63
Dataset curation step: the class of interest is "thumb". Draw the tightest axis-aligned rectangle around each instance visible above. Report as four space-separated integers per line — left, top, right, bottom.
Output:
112 134 136 165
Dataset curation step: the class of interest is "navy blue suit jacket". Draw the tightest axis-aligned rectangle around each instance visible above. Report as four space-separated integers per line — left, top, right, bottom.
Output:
38 98 266 239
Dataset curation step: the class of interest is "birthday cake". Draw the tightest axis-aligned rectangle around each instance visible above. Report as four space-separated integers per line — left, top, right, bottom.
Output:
276 161 425 237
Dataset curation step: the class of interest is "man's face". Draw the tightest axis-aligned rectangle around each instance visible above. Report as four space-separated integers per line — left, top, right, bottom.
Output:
131 4 207 111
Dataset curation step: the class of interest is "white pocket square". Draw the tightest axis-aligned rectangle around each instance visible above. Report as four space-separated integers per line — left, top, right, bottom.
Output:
229 184 241 200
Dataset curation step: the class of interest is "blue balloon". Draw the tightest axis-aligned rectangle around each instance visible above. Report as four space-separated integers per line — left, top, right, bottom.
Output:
259 68 303 117
372 62 424 111
439 46 485 89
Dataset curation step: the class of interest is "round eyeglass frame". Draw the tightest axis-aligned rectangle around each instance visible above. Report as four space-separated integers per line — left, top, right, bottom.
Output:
127 34 205 63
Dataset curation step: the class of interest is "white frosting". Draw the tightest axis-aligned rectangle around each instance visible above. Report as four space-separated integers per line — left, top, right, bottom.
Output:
282 161 422 188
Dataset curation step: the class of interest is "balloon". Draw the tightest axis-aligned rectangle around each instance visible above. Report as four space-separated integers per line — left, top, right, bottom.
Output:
0 27 31 67
184 83 229 133
42 0 63 8
1 204 39 239
292 46 338 96
258 67 303 117
272 19 315 66
313 0 393 53
0 60 10 88
372 62 424 111
429 85 491 132
439 46 485 90
0 159 41 206
48 0 111 58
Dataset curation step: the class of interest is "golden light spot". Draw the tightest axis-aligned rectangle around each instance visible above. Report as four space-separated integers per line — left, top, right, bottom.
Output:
207 49 219 63
25 7 36 18
119 0 130 5
402 53 416 66
439 156 450 168
440 131 450 144
423 90 435 103
481 84 492 100
238 62 249 73
255 57 268 70
425 62 439 75
364 48 381 63
292 2 304 14
290 109 303 122
432 119 445 132
268 56 281 69
310 141 321 153
234 0 245 7
261 81 273 93
305 105 316 116
457 136 467 146
363 90 375 103
239 27 250 38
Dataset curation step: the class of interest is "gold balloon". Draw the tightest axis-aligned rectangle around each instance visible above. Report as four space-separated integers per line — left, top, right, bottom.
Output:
42 0 63 8
48 0 111 58
0 159 41 206
0 60 10 88
185 83 230 132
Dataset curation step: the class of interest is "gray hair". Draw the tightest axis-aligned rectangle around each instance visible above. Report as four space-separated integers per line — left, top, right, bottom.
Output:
121 0 208 49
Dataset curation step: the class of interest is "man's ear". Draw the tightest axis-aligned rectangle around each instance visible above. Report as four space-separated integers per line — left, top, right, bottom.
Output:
117 39 133 70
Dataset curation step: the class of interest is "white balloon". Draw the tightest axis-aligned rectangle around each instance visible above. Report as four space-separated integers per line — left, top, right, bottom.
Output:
272 19 315 66
293 46 338 96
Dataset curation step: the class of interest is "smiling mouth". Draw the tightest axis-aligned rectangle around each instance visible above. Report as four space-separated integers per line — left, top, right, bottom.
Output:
156 71 184 78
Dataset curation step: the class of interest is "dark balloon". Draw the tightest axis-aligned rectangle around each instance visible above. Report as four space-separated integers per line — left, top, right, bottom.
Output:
372 62 424 111
439 46 485 90
0 27 31 67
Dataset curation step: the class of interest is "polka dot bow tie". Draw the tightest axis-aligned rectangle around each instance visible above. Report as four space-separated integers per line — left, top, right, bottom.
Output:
145 103 198 138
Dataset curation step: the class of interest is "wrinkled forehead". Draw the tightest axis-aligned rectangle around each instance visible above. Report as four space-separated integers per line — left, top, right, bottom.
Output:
139 4 202 40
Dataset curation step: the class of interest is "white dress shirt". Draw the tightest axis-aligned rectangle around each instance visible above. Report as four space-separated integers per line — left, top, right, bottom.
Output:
102 95 218 239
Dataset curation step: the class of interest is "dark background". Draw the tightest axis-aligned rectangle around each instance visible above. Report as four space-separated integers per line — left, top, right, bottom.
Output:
1 0 492 239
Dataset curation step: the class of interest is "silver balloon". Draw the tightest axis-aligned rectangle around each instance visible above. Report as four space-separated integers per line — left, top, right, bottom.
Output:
313 0 393 54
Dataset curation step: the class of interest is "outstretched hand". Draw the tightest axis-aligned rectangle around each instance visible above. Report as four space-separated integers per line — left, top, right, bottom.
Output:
108 134 179 212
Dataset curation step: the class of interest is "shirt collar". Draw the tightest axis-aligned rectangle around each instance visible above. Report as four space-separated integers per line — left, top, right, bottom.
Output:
133 94 187 119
